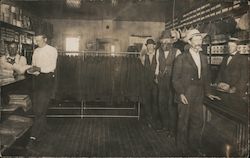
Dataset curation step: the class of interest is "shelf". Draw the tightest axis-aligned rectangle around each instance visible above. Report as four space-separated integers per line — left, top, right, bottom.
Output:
211 42 227 45
0 21 34 35
210 64 221 66
206 54 227 56
0 105 19 112
0 39 33 45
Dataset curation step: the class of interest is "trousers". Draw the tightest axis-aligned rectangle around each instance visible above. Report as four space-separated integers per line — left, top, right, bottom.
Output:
31 72 55 138
176 82 205 152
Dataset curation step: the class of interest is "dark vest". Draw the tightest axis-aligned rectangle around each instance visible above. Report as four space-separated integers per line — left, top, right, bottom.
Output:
158 47 177 76
144 53 157 81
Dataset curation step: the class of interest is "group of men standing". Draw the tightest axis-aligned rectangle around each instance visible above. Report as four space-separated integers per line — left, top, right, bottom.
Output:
140 29 248 155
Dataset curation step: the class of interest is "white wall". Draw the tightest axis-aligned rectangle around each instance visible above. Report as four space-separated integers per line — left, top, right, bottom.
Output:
47 19 165 51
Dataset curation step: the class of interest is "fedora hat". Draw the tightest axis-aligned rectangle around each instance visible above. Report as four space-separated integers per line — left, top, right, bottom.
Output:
184 29 207 42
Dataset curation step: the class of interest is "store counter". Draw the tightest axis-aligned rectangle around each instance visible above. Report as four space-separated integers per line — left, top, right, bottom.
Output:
0 76 26 87
203 88 248 156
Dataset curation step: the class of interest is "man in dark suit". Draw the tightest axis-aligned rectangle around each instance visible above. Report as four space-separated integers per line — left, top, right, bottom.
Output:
140 39 160 130
216 38 248 97
172 29 220 156
155 30 181 135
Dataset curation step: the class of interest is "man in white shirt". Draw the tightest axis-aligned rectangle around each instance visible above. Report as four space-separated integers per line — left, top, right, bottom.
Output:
26 33 58 152
172 29 220 156
0 43 30 75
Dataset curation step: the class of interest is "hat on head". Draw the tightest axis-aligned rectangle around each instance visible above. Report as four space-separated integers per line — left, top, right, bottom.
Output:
184 29 207 42
160 30 171 39
145 39 156 45
228 37 240 44
170 29 180 39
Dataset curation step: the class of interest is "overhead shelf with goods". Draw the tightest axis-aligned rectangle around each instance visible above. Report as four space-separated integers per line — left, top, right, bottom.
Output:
165 1 249 31
166 1 249 83
0 1 54 64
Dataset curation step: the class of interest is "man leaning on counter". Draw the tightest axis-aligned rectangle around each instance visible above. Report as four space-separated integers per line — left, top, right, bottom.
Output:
0 42 31 75
215 37 248 97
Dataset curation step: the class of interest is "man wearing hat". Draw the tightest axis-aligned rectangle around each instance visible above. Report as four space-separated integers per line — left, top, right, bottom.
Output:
154 30 181 135
172 29 220 155
215 37 248 96
140 38 160 129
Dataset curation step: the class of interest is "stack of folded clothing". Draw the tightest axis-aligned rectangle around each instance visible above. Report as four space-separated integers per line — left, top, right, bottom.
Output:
0 115 32 138
0 134 15 149
0 69 14 83
8 94 32 111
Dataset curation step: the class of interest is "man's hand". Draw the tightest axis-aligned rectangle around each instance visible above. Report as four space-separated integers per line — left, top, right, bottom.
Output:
154 75 158 84
180 94 188 105
217 82 230 91
207 94 221 100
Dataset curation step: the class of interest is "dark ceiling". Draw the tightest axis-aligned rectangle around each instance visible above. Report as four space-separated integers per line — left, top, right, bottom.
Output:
13 0 207 22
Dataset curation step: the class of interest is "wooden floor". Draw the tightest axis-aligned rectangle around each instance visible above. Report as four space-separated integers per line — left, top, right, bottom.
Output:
4 117 227 157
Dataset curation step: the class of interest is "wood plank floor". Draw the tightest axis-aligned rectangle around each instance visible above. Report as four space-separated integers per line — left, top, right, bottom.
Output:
5 118 180 157
4 117 228 157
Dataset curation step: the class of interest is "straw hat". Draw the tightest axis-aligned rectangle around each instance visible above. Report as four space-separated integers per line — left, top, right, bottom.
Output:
184 29 207 42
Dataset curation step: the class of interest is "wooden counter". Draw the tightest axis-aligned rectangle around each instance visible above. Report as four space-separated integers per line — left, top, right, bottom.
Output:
0 76 26 87
203 88 248 156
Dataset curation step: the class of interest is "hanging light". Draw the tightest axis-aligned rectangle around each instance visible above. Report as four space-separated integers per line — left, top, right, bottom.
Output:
111 0 118 7
66 0 81 8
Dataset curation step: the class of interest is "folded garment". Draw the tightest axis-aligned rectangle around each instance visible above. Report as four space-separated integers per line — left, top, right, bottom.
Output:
8 95 32 112
9 98 32 112
0 78 15 83
0 69 14 77
0 126 16 135
9 94 29 100
0 119 32 137
0 134 15 147
7 115 32 124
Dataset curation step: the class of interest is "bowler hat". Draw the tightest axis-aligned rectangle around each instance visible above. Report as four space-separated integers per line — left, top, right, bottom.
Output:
228 37 240 44
145 39 156 45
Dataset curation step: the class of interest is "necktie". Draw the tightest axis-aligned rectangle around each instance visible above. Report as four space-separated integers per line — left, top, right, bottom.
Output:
144 54 150 68
7 57 15 65
227 56 232 65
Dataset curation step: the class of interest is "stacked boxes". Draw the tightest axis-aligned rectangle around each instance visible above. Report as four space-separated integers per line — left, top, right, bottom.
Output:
208 45 227 54
8 94 32 112
0 3 31 29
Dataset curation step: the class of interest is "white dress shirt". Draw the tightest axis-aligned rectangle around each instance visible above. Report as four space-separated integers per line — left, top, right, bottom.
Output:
32 44 58 73
227 51 237 65
189 48 201 79
155 49 181 75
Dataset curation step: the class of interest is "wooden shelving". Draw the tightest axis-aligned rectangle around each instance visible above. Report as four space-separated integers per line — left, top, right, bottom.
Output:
165 1 248 30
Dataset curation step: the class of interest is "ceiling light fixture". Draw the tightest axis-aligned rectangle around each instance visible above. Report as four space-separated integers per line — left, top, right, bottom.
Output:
111 0 118 7
66 0 81 8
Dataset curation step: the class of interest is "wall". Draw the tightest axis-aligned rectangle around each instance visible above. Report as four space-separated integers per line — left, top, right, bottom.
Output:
47 19 165 52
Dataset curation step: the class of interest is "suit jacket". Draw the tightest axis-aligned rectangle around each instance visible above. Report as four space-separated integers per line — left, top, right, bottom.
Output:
216 52 248 96
172 49 211 100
